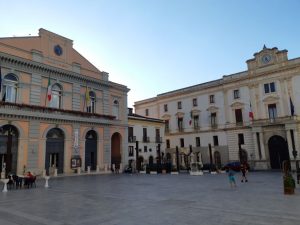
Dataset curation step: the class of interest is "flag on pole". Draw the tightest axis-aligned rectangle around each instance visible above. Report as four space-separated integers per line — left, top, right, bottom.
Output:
47 76 52 101
249 102 254 120
290 96 295 116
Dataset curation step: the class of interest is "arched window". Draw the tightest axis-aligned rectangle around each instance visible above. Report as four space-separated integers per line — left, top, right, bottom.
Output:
3 73 18 103
113 99 119 119
87 91 96 113
50 83 62 108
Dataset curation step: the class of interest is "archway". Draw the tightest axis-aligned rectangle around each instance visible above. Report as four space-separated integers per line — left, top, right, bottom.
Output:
45 128 65 174
268 135 290 169
111 132 121 168
0 125 19 175
85 130 97 171
214 151 222 169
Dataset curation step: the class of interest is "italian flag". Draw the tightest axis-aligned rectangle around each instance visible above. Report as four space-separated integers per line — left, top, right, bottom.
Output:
47 76 52 101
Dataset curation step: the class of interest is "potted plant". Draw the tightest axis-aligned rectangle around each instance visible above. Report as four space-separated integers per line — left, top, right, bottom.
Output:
283 173 296 195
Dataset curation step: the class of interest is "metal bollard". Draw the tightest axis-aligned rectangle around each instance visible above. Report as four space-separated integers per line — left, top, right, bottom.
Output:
44 176 50 188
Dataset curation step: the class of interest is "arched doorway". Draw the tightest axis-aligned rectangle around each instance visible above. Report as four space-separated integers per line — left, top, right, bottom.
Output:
268 135 290 169
85 130 97 171
45 128 65 174
214 151 222 169
0 125 19 175
111 132 121 167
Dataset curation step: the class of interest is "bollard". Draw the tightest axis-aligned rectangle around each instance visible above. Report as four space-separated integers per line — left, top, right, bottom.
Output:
77 167 81 175
42 169 46 177
44 176 50 188
96 165 100 172
1 179 9 192
54 169 58 177
87 166 91 174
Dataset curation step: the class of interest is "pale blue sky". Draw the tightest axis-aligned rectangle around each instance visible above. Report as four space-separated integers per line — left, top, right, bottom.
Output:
1 0 300 107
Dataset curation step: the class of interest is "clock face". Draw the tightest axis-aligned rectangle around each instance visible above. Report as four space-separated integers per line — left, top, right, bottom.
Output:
261 54 272 64
54 45 63 56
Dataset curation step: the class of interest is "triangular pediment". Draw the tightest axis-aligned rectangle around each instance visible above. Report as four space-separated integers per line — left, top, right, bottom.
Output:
161 114 171 120
175 112 185 118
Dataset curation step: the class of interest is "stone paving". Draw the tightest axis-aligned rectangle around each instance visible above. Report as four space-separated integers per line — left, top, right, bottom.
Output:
0 171 299 225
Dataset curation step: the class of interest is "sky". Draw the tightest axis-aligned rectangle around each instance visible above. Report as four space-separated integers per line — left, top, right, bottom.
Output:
1 0 300 108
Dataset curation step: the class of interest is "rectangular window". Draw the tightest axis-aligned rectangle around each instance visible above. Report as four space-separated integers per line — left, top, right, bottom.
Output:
213 136 219 146
166 139 170 148
235 108 243 124
209 95 215 103
177 101 182 109
264 82 276 94
233 90 240 99
144 146 147 152
128 127 134 142
180 138 185 147
143 128 148 142
164 104 168 112
165 120 169 133
145 109 149 116
193 98 198 106
193 115 199 129
238 133 244 145
196 137 200 147
155 129 161 143
178 118 183 131
211 112 217 127
128 146 134 157
268 104 277 119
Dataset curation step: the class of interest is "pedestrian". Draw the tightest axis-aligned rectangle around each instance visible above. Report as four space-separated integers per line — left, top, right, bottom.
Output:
240 163 248 182
227 168 237 188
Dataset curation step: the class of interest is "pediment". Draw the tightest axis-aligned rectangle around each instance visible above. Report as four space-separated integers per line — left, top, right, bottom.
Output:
161 114 171 120
230 101 245 108
262 95 280 103
175 112 185 118
191 109 201 116
206 106 219 112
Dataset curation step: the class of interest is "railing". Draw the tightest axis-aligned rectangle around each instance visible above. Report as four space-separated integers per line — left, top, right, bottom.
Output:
0 101 115 120
252 116 298 126
155 136 162 143
143 136 150 143
128 136 136 143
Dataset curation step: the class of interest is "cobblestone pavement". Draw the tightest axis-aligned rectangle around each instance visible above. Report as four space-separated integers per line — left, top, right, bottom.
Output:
0 171 299 225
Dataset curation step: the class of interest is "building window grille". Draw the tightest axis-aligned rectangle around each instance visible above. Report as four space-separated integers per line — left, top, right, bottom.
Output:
209 95 215 103
178 101 182 109
192 98 197 106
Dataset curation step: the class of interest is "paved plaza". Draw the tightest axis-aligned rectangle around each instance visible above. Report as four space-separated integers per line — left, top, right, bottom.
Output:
0 171 299 225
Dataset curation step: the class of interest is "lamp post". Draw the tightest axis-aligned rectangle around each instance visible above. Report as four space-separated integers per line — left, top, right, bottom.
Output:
156 144 161 173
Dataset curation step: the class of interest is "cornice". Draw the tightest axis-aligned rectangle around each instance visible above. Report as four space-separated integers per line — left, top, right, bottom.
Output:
0 52 129 93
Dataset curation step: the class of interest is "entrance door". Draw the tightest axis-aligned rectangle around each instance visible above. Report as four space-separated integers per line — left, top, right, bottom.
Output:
268 135 290 169
85 130 97 171
214 151 222 169
45 128 64 174
111 132 121 167
0 125 19 175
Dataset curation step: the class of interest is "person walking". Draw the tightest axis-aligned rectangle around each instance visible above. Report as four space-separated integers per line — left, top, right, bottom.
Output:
240 163 248 182
228 168 237 188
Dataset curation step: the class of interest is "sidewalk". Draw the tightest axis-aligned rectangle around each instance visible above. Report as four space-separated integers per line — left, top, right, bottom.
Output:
1 171 299 225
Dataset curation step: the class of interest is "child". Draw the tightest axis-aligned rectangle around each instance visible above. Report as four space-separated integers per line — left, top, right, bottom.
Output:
240 163 248 182
228 168 237 188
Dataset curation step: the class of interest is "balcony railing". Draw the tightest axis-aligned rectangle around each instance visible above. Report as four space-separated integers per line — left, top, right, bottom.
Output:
128 136 136 143
252 116 297 126
155 136 162 143
143 136 150 143
0 101 115 120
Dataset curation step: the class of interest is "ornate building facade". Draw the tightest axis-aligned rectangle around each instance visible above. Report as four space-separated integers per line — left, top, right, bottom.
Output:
134 46 300 170
0 29 129 175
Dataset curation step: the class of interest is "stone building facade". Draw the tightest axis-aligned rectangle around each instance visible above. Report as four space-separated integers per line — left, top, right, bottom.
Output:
0 28 129 176
134 46 300 170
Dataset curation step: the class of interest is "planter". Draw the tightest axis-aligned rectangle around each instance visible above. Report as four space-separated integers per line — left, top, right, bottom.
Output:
139 171 146 174
171 171 179 175
284 187 295 195
150 171 157 175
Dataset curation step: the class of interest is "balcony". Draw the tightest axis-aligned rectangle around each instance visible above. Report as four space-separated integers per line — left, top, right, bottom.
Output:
252 116 298 126
143 136 150 143
155 136 162 143
211 123 218 129
0 101 115 124
128 136 136 143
